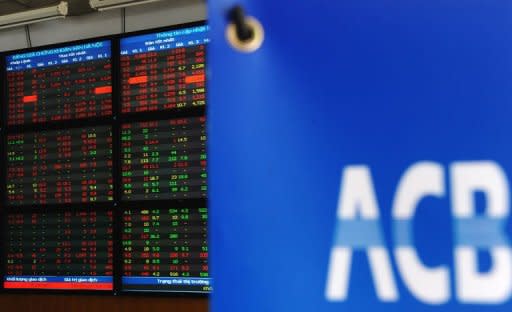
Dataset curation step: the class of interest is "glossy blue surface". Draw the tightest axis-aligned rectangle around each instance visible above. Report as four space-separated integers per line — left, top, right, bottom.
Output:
208 1 512 310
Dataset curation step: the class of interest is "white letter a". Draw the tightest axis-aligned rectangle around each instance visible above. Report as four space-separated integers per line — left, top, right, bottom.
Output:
326 166 398 302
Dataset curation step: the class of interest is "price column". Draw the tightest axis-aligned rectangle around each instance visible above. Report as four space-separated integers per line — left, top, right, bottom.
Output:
121 117 207 201
122 207 210 292
120 44 206 113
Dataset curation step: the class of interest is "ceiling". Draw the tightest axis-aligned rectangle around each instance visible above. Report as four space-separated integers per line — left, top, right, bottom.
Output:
0 0 96 15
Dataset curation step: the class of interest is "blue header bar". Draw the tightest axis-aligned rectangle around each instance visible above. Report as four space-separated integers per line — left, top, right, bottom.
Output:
120 25 209 56
4 275 113 283
6 40 111 71
122 276 212 286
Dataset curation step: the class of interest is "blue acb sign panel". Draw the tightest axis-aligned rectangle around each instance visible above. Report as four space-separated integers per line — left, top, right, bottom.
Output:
208 1 512 311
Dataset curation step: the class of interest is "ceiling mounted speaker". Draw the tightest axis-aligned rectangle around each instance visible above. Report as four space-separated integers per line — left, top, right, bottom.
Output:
0 1 68 30
89 0 163 11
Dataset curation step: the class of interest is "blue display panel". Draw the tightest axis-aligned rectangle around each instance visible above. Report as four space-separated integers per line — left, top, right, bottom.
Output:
120 25 208 114
6 40 112 126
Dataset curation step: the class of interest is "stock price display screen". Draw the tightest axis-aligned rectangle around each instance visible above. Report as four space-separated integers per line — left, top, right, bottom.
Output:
120 25 208 114
1 24 209 295
121 117 207 201
6 41 112 126
122 207 210 292
7 126 113 206
4 209 113 290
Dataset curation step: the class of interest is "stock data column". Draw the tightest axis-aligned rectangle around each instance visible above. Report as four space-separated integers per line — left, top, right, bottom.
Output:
5 209 114 290
4 40 114 291
122 207 209 292
120 24 211 293
121 117 207 200
6 127 113 206
120 25 208 114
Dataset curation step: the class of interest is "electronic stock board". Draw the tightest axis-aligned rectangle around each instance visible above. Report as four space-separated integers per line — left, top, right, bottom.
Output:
2 22 209 294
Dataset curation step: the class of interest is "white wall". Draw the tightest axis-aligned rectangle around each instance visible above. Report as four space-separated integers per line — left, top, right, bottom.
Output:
0 0 206 52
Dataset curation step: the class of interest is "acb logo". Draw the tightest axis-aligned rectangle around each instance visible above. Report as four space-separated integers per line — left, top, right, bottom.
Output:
326 161 512 305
